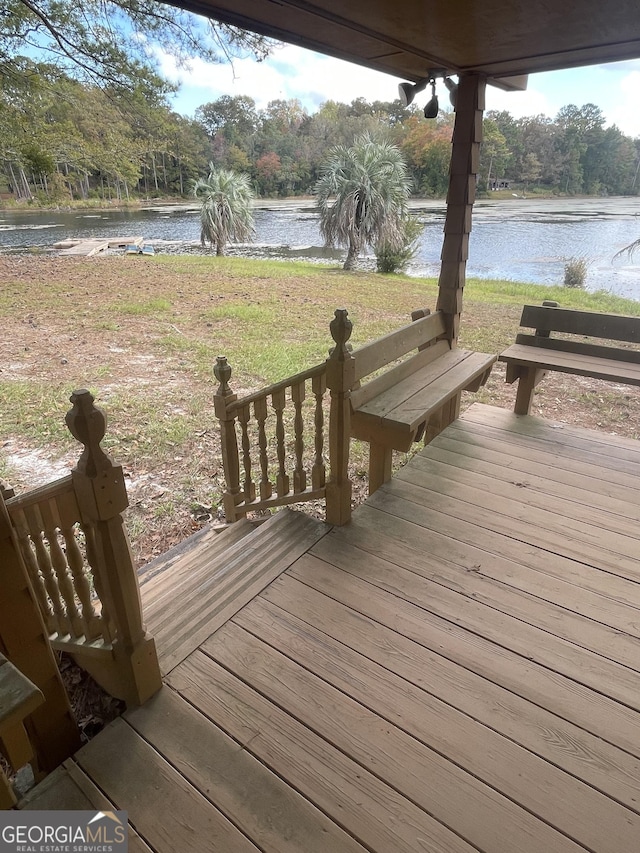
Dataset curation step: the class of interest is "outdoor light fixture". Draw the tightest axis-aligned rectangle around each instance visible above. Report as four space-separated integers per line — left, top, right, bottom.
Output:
443 76 458 108
398 70 457 118
397 77 429 107
423 79 439 119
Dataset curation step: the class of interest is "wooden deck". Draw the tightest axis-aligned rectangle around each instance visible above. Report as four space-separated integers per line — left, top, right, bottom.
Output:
21 403 640 853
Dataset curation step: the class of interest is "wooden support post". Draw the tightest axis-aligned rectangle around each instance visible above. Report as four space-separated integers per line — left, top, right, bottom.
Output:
325 309 355 525
66 390 162 707
513 367 547 415
0 493 81 775
214 356 242 522
368 442 393 495
436 73 486 344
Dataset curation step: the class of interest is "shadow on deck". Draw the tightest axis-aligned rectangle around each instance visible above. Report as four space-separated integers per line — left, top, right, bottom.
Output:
21 403 640 853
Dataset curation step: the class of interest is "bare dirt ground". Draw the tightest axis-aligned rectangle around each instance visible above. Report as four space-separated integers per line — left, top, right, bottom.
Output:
2 254 639 567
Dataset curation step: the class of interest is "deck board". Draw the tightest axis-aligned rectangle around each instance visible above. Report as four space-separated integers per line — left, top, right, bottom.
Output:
230 595 640 851
25 404 640 853
200 624 586 853
246 581 640 813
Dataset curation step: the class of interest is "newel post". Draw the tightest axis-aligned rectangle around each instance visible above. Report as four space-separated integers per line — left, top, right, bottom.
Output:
325 309 355 525
214 356 242 522
66 390 161 706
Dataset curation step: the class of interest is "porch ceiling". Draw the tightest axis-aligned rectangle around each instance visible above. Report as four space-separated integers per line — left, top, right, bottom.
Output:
166 0 640 88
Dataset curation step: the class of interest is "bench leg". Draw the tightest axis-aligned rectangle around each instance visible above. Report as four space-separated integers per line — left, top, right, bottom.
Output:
0 768 16 809
514 367 546 415
369 442 393 495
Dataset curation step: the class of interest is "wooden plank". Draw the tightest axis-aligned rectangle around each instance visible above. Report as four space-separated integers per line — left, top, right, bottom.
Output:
349 339 450 411
0 654 43 730
377 351 495 430
400 451 640 547
425 432 640 520
139 518 252 605
202 623 586 853
169 653 477 853
513 333 640 364
355 487 640 616
375 471 640 583
342 486 640 637
460 402 640 457
356 348 472 422
519 304 640 343
352 311 446 381
445 417 640 495
499 343 640 385
19 763 154 853
125 687 368 853
291 548 640 759
150 510 329 675
321 511 640 671
233 593 640 848
76 717 261 853
310 514 640 710
19 765 94 810
252 576 640 815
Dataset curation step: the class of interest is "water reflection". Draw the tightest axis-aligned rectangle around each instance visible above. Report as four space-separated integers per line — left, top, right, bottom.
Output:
1 200 639 300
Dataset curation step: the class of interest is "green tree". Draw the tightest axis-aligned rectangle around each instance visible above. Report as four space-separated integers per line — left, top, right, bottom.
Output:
315 133 410 271
193 165 255 256
2 0 272 95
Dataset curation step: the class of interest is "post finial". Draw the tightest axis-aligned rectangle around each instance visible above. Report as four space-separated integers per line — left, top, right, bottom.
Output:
214 355 233 396
329 309 352 359
65 389 112 477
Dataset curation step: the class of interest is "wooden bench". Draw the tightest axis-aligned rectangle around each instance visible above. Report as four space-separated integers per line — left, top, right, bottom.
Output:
0 653 44 808
349 309 496 492
499 302 640 415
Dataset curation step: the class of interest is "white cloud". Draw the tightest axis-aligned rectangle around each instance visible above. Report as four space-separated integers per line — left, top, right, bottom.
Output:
608 70 640 137
161 45 640 138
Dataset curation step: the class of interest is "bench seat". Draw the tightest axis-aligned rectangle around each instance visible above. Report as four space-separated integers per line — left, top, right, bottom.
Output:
349 320 496 493
501 343 640 387
352 348 496 450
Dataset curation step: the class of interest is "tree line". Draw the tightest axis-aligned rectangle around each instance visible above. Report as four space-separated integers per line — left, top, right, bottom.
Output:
2 66 639 204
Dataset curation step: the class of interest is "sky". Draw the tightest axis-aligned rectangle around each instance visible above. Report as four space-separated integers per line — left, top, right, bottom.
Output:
158 42 640 139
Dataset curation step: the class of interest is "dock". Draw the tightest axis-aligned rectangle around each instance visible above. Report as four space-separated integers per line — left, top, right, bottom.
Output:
54 237 144 256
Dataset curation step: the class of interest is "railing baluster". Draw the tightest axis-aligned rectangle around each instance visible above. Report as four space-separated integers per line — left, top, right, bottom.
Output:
45 522 83 638
237 404 256 504
254 397 272 501
292 381 306 492
12 509 55 633
312 373 327 489
24 505 69 636
61 524 100 640
81 520 115 644
272 388 290 497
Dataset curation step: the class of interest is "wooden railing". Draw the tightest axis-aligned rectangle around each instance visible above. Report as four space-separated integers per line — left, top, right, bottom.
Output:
215 308 358 525
8 476 114 646
214 356 329 521
4 390 162 707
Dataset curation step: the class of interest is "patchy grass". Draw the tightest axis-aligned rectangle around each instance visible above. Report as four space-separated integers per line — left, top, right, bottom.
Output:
1 253 639 564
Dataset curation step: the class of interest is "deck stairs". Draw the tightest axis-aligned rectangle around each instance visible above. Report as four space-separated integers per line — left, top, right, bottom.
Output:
138 509 330 676
19 508 330 820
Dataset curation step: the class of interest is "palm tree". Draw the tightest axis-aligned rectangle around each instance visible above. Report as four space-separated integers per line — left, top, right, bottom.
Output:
315 134 410 270
193 165 254 256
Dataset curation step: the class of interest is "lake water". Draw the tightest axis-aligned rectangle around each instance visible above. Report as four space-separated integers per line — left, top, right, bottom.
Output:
1 197 639 300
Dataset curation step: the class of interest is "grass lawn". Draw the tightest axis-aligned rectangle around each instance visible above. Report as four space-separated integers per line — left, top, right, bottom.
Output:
2 253 639 564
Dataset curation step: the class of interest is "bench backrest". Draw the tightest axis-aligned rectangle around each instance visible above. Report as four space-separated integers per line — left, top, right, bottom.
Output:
350 309 449 410
517 304 640 364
